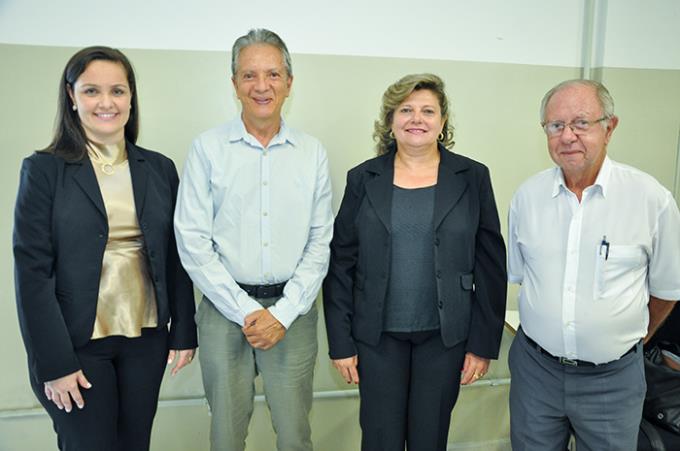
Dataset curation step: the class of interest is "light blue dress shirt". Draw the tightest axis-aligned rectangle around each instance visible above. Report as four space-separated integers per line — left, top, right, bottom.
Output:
174 117 333 328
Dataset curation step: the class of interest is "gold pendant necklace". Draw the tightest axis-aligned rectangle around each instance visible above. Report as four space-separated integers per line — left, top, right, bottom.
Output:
101 163 115 175
88 141 126 176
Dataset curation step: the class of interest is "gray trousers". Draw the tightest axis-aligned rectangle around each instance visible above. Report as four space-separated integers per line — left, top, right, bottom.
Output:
196 296 318 451
509 328 645 451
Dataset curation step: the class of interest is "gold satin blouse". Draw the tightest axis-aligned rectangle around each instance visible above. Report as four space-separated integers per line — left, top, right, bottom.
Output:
88 141 158 339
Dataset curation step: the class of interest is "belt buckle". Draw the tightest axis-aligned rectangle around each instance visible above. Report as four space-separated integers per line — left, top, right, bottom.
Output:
259 286 272 298
558 357 578 367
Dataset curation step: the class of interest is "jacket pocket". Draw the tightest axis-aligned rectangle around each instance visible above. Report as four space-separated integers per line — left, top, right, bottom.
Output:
460 273 474 291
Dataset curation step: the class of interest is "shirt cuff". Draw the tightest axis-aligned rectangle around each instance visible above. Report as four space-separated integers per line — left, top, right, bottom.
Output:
237 291 266 325
268 296 300 329
649 289 680 301
508 274 523 284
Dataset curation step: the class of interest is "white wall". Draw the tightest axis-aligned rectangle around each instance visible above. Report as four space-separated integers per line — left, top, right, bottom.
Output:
2 0 679 69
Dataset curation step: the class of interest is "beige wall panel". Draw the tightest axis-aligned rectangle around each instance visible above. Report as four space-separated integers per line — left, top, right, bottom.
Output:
597 67 680 191
2 43 678 449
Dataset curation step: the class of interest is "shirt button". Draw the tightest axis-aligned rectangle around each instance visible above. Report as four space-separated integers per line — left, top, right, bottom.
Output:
263 181 268 186
434 238 440 246
263 242 269 247
263 150 268 156
438 301 443 308
436 270 442 279
263 212 268 216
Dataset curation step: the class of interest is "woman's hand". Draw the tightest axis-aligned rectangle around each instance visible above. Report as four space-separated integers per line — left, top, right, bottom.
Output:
44 370 92 413
460 352 490 385
332 355 360 384
167 349 196 376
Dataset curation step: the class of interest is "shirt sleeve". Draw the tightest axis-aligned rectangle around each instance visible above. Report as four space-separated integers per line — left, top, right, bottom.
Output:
507 194 525 285
268 144 334 328
174 139 262 326
648 192 680 301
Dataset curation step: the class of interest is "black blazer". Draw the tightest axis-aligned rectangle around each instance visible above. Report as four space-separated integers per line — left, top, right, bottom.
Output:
13 143 197 383
323 146 507 360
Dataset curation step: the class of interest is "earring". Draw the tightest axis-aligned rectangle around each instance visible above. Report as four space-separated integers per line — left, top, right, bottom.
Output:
389 131 395 139
72 104 77 111
438 132 445 141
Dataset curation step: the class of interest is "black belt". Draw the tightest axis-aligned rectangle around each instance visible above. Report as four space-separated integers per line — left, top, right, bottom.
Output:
237 281 287 299
522 328 638 367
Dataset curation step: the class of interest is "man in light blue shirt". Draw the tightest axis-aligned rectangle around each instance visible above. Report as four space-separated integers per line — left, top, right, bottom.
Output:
174 29 333 451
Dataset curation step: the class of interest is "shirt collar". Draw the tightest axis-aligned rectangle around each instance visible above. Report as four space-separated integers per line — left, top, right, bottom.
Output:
228 116 296 149
593 156 612 197
551 155 611 198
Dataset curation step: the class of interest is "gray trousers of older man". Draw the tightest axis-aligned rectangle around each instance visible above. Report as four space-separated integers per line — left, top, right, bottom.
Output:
196 296 318 451
509 328 645 451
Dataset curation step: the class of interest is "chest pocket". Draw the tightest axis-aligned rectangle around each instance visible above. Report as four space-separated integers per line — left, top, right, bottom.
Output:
594 244 647 300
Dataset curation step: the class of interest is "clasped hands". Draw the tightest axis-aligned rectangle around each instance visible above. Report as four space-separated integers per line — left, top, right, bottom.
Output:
242 308 286 350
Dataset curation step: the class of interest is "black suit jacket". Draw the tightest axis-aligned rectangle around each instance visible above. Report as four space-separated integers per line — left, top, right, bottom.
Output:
323 146 507 360
13 143 197 383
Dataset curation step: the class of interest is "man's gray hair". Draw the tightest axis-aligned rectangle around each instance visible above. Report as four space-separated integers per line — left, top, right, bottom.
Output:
539 79 615 123
231 28 292 77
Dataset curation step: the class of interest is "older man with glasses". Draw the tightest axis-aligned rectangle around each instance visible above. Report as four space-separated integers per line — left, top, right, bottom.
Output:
507 79 680 451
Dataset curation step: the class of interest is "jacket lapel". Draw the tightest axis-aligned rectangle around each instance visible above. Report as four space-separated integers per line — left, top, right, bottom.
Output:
433 147 469 230
127 143 148 219
71 158 107 218
364 152 395 233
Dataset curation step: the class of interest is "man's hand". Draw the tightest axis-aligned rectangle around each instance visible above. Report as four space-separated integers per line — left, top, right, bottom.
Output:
242 309 286 350
44 370 92 413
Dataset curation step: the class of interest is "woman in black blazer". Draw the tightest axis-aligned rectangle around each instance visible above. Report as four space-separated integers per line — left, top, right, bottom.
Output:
13 46 197 451
323 73 507 451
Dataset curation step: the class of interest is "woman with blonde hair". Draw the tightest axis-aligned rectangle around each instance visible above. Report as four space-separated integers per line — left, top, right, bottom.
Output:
324 73 507 450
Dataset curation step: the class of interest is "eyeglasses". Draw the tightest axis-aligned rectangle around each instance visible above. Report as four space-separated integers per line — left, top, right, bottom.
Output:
541 116 609 137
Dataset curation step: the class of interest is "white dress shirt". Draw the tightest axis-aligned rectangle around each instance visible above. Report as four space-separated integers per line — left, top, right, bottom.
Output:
508 157 680 363
174 117 333 328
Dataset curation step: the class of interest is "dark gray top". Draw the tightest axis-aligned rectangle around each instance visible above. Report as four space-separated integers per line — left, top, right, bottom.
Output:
383 184 440 332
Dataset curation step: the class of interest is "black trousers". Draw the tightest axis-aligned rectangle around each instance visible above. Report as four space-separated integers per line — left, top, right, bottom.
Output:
356 330 466 451
30 327 168 451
